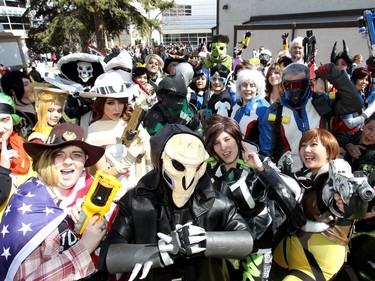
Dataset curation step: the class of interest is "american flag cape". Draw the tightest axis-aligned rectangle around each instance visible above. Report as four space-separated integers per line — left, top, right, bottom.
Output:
0 177 66 281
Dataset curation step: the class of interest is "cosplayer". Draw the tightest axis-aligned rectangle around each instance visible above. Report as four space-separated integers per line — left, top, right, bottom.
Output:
266 129 371 280
204 64 233 120
231 69 269 144
203 34 233 71
132 66 155 100
99 123 254 281
203 115 280 281
289 37 304 64
258 49 273 73
189 68 211 113
259 63 363 173
145 54 164 85
163 56 185 75
28 86 69 143
0 123 106 280
265 62 284 104
82 71 152 199
45 53 105 136
1 70 36 139
143 74 201 136
0 93 34 220
345 112 375 186
46 52 105 92
331 67 374 148
330 40 353 75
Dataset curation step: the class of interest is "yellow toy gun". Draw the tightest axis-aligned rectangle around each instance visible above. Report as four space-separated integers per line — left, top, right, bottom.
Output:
74 170 122 235
239 31 252 50
121 102 147 148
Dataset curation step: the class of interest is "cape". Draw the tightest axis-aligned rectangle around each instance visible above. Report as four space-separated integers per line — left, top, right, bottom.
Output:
0 177 66 280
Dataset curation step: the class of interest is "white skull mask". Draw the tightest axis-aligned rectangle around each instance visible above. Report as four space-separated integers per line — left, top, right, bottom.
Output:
77 61 93 82
162 133 209 208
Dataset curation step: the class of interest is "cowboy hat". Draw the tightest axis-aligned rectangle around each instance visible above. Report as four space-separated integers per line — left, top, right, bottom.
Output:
23 123 104 167
79 70 138 99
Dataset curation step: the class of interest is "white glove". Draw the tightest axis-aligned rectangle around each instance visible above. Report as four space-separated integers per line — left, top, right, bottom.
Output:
158 222 206 266
128 222 206 281
105 141 145 174
363 102 375 118
179 111 192 124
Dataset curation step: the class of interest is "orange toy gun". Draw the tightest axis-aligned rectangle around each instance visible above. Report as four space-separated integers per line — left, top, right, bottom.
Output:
74 170 122 235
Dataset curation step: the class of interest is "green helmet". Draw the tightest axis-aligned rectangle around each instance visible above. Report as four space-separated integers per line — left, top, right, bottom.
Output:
0 92 20 124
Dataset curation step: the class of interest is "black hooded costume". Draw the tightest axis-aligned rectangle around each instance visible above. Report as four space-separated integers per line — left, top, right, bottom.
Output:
99 124 253 281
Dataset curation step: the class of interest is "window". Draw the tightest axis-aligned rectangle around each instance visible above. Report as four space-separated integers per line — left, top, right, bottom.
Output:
163 33 212 46
162 5 192 17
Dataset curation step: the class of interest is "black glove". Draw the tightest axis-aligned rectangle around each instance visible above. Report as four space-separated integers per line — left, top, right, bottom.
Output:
314 63 341 81
245 31 252 38
281 33 289 45
64 93 93 119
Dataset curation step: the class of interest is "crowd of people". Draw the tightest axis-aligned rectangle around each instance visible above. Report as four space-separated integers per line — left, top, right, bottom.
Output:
0 31 374 281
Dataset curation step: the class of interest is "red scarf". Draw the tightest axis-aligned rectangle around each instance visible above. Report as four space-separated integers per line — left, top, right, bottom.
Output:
8 132 31 174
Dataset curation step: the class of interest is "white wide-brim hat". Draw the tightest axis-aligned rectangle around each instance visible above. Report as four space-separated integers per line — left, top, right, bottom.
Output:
79 70 138 99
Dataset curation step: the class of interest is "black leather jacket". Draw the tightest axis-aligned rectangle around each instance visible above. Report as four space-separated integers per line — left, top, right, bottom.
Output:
99 124 251 281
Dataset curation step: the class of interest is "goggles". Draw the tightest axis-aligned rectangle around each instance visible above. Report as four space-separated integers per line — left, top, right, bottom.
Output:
210 77 227 84
283 79 309 90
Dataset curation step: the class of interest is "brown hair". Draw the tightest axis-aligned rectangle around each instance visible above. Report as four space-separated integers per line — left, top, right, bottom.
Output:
265 63 283 97
92 97 129 122
299 128 340 162
351 67 372 94
203 114 242 159
364 111 375 126
233 60 251 80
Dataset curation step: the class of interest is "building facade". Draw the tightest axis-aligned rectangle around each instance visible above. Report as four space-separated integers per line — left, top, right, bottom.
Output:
216 0 375 65
161 0 216 47
0 0 28 37
0 0 28 68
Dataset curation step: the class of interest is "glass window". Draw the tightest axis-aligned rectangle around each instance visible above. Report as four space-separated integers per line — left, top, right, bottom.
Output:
9 15 23 23
180 34 189 41
189 34 197 42
11 23 23 29
163 4 192 17
0 16 8 23
170 34 179 42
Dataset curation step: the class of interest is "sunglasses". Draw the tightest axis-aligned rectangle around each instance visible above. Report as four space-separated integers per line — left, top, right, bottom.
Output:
210 77 227 84
283 79 309 90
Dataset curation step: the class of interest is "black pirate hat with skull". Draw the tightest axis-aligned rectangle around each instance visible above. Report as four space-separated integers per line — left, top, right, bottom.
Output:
57 53 105 87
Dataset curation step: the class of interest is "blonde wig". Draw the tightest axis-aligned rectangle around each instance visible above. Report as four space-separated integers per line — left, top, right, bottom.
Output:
33 87 69 136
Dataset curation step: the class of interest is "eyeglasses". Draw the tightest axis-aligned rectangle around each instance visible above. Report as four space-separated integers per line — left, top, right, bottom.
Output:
210 77 227 84
283 79 309 90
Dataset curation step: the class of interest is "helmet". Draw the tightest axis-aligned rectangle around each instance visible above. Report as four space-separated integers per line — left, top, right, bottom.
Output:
156 74 188 110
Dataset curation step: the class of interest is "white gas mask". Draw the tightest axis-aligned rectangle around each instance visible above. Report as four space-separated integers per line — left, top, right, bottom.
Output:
77 61 93 82
162 133 209 208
